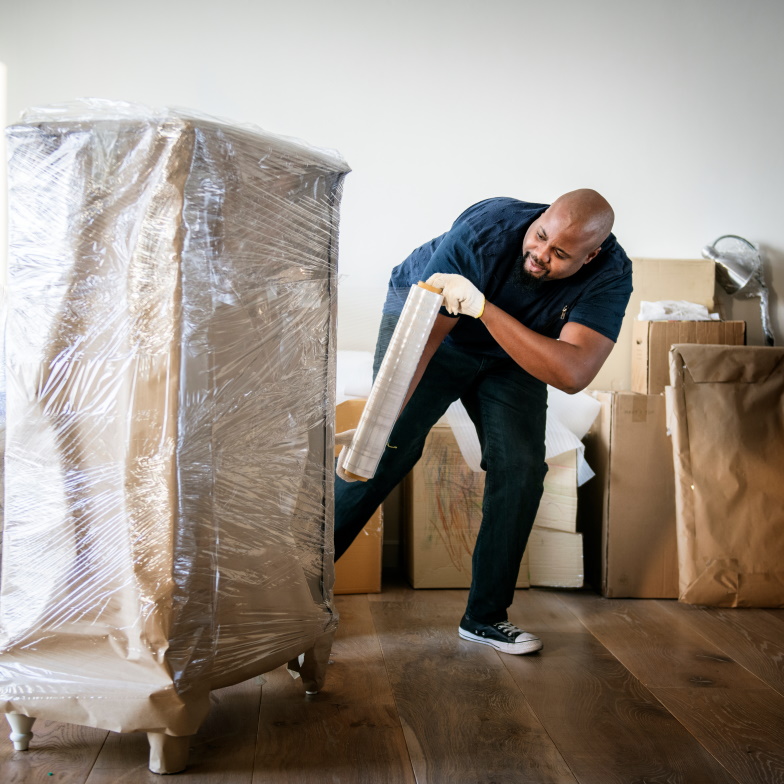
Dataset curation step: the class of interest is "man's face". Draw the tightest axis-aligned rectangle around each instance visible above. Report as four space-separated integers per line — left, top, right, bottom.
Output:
520 206 602 282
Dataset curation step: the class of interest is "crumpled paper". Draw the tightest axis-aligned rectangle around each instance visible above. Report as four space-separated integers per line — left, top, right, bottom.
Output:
638 300 719 321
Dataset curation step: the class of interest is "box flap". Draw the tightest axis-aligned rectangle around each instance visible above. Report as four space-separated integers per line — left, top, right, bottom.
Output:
670 345 784 385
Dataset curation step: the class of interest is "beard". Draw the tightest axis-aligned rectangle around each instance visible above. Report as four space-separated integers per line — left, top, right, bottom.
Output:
511 252 549 291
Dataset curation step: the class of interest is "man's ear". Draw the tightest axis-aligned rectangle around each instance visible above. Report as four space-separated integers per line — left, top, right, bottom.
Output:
583 246 602 266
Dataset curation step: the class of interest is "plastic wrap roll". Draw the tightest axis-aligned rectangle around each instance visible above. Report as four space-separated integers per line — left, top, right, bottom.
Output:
342 282 443 480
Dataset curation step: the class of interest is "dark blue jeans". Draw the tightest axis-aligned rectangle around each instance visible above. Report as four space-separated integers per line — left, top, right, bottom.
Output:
335 315 548 624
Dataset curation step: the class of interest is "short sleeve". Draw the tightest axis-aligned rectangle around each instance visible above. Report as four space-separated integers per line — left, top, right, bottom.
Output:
567 273 633 342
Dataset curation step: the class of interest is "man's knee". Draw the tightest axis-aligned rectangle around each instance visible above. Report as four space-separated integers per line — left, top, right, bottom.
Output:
484 448 547 478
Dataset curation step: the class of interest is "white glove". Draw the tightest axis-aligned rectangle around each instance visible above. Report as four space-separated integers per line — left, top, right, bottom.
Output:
335 429 357 482
426 273 485 318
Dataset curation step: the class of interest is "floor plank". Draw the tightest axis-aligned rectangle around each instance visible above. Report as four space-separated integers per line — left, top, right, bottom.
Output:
651 687 784 784
656 601 784 697
0 718 107 784
370 591 577 784
254 594 415 784
86 678 261 783
557 591 784 783
254 701 415 784
764 609 784 626
557 593 767 689
501 589 739 784
366 580 469 606
3 585 783 782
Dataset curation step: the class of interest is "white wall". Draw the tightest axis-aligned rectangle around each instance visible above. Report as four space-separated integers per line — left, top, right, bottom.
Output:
2 0 782 348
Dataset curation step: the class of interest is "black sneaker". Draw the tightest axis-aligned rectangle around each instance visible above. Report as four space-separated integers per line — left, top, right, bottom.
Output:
458 614 543 655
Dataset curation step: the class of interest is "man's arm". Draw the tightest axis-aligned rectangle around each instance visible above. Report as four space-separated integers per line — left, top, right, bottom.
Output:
479 301 614 394
400 313 457 410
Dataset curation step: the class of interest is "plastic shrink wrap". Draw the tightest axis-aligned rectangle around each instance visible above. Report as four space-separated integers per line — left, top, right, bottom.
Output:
342 282 443 480
0 99 349 772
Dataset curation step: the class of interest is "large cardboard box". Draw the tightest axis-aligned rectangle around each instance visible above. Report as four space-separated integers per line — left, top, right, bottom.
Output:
632 320 745 395
578 392 678 598
666 345 784 607
405 424 581 589
334 400 383 594
590 258 716 392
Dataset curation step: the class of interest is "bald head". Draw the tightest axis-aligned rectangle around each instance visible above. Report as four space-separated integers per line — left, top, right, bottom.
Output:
520 189 615 281
549 189 615 249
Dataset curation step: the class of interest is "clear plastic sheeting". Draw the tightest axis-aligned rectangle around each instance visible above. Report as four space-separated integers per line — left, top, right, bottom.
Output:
0 100 349 741
341 283 443 480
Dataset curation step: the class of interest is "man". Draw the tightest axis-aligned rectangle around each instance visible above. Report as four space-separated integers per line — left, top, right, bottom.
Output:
335 190 632 655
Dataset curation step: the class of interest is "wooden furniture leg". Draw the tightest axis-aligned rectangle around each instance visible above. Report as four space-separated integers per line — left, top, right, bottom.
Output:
147 732 191 774
287 630 335 695
6 713 36 751
147 732 191 773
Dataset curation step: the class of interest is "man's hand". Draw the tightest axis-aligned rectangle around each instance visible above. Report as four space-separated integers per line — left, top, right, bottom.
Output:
335 429 357 482
426 273 485 318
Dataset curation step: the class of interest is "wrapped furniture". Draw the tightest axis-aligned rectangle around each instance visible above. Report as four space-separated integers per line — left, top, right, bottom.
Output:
666 344 784 607
1 101 349 772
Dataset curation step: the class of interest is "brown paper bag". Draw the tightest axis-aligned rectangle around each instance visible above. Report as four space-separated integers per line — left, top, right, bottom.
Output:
666 344 784 606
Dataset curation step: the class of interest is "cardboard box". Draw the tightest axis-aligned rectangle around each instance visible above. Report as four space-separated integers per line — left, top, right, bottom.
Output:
334 400 383 594
666 345 784 607
405 424 580 589
632 320 745 395
590 258 716 392
578 392 678 598
527 528 584 589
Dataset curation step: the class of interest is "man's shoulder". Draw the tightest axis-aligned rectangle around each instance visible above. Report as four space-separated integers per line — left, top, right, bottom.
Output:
454 197 549 232
573 233 633 298
596 234 633 282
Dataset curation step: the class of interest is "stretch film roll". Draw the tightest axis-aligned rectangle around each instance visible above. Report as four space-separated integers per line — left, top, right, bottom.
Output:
342 282 443 480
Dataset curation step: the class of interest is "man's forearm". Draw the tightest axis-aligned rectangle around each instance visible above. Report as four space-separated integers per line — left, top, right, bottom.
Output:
479 302 611 393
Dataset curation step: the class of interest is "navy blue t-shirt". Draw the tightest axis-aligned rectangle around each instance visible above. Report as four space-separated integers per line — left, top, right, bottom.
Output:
383 197 633 358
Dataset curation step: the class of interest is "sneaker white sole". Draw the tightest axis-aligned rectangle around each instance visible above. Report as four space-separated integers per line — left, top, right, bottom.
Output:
458 627 543 655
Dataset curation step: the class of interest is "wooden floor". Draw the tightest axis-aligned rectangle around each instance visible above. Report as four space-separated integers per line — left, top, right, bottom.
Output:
2 578 784 783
